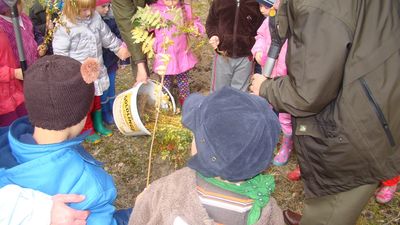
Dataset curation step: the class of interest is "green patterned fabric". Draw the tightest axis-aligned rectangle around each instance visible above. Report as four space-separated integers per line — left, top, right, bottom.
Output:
198 173 275 225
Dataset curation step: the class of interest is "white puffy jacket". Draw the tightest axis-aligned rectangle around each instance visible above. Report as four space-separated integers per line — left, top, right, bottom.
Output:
0 184 53 225
53 11 121 96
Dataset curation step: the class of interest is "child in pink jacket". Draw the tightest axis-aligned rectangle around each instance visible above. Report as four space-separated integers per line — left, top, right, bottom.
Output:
0 0 38 126
251 0 294 167
151 0 205 106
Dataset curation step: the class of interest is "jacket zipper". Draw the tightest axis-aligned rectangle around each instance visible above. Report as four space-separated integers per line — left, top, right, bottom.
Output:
360 78 395 147
232 0 240 57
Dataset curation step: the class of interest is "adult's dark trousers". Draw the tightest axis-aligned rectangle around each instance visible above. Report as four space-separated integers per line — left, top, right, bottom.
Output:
300 183 378 225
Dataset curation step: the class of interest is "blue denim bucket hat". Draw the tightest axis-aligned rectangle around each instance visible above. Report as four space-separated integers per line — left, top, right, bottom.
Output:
182 87 281 182
256 0 275 8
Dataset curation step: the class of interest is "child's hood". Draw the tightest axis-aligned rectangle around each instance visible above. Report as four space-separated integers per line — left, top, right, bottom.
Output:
152 0 193 20
7 117 92 164
153 0 182 8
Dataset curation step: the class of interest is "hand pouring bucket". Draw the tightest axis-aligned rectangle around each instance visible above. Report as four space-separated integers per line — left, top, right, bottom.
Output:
113 80 176 136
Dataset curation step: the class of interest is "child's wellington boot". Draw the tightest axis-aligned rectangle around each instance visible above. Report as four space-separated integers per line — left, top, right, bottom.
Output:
93 110 113 137
109 97 115 110
85 133 101 144
376 184 397 204
273 134 293 166
287 166 301 181
108 99 115 124
102 103 114 125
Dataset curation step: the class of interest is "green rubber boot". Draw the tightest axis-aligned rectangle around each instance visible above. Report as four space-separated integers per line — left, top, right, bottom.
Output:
85 133 101 144
93 110 113 137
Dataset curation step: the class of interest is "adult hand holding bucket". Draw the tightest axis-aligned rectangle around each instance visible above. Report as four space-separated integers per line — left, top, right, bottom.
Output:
113 80 176 136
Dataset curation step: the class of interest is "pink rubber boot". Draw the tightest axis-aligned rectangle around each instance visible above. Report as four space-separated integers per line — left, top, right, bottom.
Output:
273 135 293 166
376 184 397 204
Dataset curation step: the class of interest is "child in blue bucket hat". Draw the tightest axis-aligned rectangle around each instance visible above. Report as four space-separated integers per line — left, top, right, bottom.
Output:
256 0 275 8
128 87 284 225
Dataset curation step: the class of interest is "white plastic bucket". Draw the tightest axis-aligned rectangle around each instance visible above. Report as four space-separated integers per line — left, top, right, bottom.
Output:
113 80 176 136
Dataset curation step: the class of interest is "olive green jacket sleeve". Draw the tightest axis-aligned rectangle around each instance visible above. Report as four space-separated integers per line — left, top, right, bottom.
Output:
260 2 352 117
112 0 146 63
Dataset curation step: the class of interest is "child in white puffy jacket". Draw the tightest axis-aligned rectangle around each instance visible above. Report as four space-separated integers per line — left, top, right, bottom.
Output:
53 0 130 144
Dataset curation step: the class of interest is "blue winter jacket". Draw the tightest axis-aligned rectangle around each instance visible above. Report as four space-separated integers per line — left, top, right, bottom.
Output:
0 117 117 225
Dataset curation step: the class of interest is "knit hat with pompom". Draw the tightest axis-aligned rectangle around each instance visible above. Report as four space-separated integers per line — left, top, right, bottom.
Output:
24 55 99 130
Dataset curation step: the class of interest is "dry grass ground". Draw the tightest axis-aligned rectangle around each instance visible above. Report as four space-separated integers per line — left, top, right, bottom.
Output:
22 1 399 224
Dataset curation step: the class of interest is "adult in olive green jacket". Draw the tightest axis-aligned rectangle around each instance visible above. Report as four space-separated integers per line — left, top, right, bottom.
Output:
112 0 151 85
250 0 400 224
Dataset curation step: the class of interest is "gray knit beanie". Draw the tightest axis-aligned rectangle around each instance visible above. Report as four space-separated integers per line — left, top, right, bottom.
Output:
24 55 98 130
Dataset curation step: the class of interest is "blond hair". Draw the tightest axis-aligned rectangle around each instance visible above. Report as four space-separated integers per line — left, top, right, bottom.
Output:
62 0 96 23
